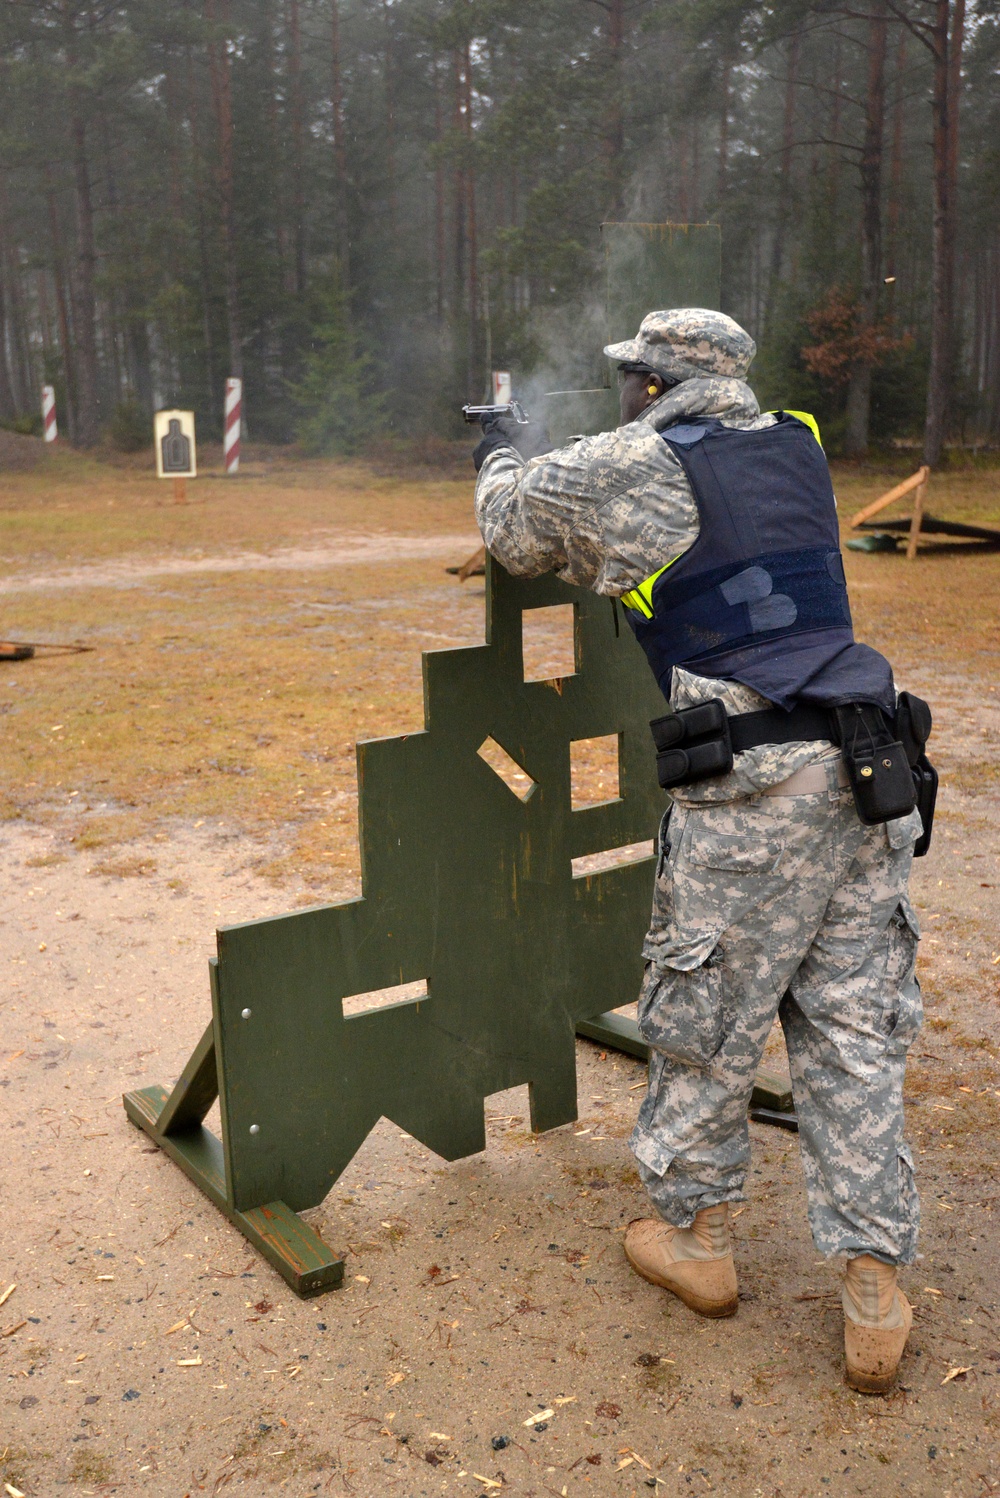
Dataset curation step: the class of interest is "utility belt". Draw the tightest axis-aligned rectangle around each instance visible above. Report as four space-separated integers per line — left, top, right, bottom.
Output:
649 693 937 857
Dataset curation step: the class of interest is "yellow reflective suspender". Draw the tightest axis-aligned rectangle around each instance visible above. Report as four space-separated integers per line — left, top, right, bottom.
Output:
777 409 823 447
620 557 682 619
619 409 824 617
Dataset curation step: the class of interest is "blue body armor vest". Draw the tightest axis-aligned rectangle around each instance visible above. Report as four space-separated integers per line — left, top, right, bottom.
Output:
625 413 895 712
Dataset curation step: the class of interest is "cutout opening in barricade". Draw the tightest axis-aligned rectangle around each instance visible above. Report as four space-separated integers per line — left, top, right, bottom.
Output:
477 736 537 802
570 733 621 809
341 978 429 1018
571 840 655 880
522 603 577 683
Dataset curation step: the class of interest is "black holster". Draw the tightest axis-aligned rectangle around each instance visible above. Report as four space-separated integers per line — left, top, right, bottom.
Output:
896 691 938 857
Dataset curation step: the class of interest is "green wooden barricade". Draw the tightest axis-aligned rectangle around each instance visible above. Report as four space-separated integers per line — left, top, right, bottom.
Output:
125 558 668 1294
124 223 799 1297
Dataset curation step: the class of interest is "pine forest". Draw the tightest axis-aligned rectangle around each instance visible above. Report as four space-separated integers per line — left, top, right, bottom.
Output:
0 0 995 461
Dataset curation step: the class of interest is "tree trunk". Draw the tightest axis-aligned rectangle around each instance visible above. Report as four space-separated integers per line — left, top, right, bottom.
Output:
452 48 466 342
826 37 843 252
0 255 17 423
287 0 306 295
717 47 732 203
433 62 445 322
675 127 690 222
383 0 396 233
767 28 800 323
463 36 478 392
924 0 963 468
45 174 77 442
691 125 700 223
63 0 101 445
206 0 243 380
995 247 1000 440
845 2 888 458
330 0 349 281
36 268 54 375
184 23 219 414
886 28 907 280
0 183 34 414
68 113 101 443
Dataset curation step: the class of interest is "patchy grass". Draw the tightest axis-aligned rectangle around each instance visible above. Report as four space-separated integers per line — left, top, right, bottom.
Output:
89 854 158 878
68 1446 115 1485
1 452 999 892
0 531 482 888
0 1445 41 1494
0 443 473 570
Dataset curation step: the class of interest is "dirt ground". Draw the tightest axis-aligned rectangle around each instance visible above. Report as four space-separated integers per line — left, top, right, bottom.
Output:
1 449 999 1498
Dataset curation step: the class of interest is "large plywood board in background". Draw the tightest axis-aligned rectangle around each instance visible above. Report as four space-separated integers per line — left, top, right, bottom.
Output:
603 221 722 343
543 221 722 444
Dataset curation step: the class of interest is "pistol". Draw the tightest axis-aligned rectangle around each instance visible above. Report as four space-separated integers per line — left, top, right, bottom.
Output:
461 400 530 426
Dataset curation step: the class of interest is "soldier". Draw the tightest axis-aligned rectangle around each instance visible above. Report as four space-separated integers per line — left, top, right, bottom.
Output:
472 309 928 1395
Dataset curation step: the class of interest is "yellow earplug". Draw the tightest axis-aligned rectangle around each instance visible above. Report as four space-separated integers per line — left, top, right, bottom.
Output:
648 385 658 396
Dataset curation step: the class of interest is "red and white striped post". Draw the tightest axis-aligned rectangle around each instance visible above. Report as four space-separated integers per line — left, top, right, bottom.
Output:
224 377 242 474
41 384 57 443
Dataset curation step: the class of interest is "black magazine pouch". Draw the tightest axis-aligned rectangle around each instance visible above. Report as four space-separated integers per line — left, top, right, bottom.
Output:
832 703 917 826
649 699 734 789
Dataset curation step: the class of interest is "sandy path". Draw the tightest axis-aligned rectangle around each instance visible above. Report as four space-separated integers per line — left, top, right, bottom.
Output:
0 807 996 1498
0 533 482 595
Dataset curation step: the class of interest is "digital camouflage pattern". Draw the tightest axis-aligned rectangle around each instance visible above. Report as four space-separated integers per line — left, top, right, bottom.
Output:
633 762 923 1264
474 370 817 794
474 374 773 598
603 307 757 383
473 310 923 1268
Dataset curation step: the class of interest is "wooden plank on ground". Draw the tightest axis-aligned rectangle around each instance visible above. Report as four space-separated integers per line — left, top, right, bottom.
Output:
858 515 1000 543
850 467 929 529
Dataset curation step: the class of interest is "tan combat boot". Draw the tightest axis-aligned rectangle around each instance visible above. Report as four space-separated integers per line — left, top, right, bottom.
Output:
843 1254 913 1394
624 1205 738 1318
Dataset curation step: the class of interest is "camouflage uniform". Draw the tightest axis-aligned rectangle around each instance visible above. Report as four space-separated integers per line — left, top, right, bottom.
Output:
474 308 922 1266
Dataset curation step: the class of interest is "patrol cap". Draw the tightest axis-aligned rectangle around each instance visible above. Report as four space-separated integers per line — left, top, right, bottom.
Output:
604 308 756 382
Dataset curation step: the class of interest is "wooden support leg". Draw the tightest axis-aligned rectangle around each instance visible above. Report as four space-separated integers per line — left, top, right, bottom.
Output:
906 480 927 560
124 1051 343 1297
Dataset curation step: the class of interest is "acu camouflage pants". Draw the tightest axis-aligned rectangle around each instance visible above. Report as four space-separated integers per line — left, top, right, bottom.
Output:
630 756 923 1265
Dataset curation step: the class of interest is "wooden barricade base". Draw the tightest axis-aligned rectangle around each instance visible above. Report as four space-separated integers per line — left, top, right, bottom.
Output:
849 466 1000 557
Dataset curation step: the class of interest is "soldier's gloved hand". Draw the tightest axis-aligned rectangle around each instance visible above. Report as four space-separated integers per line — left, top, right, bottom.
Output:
473 415 552 472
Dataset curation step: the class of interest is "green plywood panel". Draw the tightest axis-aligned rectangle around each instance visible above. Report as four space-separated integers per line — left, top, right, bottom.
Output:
603 222 722 343
212 560 665 1213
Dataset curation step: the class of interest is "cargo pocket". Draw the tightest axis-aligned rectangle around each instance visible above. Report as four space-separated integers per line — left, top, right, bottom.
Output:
882 898 922 1055
686 803 787 875
885 806 923 850
637 932 730 1068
